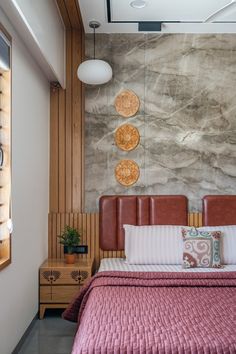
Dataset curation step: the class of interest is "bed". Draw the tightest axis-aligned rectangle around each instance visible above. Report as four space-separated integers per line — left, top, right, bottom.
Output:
63 195 236 354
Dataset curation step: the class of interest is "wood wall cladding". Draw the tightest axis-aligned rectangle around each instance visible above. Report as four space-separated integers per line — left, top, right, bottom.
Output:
48 212 203 270
50 0 84 213
56 0 83 30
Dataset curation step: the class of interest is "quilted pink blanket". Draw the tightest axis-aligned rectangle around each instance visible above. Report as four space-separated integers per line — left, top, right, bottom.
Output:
63 271 236 354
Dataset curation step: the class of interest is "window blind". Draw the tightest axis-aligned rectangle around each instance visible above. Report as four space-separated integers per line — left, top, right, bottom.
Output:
0 31 10 71
0 30 11 243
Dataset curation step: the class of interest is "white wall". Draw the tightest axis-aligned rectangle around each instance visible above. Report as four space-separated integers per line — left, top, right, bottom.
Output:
0 7 49 354
1 0 65 87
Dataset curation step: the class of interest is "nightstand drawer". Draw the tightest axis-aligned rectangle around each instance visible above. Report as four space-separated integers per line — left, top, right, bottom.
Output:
40 285 81 303
40 268 89 285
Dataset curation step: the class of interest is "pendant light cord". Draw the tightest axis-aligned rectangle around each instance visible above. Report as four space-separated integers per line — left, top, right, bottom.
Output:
93 26 96 59
89 21 99 60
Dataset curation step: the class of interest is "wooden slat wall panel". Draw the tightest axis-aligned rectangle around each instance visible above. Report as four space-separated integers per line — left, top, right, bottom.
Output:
56 0 84 31
56 0 71 28
49 30 84 213
81 27 85 210
64 0 83 30
50 1 84 214
72 28 83 212
50 87 59 212
49 212 203 270
188 213 203 227
58 89 66 211
65 29 72 211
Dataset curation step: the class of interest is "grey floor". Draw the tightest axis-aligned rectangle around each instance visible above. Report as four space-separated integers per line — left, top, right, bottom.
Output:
17 311 77 354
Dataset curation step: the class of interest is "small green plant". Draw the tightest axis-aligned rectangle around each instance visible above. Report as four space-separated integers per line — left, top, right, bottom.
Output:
58 225 81 254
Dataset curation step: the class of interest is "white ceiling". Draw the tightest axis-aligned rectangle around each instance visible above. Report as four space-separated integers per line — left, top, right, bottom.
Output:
78 0 236 33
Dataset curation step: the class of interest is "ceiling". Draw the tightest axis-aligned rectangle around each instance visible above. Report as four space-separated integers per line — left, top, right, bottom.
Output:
78 0 236 33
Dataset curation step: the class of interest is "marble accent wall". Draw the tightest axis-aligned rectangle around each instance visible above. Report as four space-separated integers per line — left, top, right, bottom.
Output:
85 34 236 212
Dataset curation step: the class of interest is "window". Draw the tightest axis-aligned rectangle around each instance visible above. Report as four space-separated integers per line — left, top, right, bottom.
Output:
0 25 11 270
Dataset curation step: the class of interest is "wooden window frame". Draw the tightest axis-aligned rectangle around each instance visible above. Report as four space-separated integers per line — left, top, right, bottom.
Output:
0 23 12 271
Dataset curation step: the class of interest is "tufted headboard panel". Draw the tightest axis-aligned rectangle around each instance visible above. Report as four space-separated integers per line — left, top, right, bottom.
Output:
99 195 188 250
203 195 236 226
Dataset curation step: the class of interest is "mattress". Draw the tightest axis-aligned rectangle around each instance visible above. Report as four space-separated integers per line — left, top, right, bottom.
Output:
99 257 236 272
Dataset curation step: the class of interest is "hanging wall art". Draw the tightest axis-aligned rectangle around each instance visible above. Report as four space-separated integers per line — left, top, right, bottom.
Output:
115 123 140 152
115 159 140 187
115 89 140 118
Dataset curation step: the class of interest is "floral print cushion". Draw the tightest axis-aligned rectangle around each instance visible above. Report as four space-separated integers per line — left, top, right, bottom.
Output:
182 227 222 268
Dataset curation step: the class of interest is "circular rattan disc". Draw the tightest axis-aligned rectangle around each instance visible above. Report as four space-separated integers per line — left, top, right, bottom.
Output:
115 124 140 151
115 160 140 187
115 90 140 117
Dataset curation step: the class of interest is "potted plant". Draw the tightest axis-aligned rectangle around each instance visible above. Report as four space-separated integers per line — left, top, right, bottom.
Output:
58 225 81 264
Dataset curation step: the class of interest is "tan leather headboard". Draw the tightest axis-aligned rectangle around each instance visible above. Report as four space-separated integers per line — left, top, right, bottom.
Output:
99 195 188 251
203 195 236 226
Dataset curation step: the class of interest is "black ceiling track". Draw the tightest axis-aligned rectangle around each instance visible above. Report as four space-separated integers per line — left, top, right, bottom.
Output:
107 0 111 23
106 0 236 32
139 22 162 31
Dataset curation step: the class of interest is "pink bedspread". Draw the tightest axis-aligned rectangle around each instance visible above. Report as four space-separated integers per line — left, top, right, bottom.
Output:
63 271 236 354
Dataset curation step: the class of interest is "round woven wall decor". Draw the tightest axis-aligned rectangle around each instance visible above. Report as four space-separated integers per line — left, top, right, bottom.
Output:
115 124 140 151
115 159 140 187
115 90 140 117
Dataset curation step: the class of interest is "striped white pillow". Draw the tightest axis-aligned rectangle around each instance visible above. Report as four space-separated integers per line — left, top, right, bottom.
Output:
124 225 187 265
198 225 236 264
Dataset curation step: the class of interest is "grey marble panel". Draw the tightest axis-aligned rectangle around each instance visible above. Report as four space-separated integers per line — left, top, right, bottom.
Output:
85 34 236 212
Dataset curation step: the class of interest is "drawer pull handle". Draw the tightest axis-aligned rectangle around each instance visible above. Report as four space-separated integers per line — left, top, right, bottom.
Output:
42 271 51 282
51 271 60 282
42 270 60 282
71 270 88 283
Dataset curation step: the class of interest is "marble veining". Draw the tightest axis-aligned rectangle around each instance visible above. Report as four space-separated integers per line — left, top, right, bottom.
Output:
85 34 236 212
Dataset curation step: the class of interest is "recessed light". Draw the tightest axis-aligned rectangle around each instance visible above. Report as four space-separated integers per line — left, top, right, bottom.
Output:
130 0 147 9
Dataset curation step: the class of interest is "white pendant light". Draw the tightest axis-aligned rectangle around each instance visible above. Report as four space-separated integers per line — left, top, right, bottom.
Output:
77 21 112 85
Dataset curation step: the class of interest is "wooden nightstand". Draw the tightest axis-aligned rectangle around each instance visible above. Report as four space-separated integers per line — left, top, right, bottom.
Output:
39 258 94 319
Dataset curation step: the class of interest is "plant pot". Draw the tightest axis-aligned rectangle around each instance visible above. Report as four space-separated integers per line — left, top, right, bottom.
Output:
65 253 76 264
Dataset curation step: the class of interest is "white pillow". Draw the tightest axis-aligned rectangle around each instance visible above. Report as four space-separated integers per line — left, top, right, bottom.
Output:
198 225 236 264
124 224 187 265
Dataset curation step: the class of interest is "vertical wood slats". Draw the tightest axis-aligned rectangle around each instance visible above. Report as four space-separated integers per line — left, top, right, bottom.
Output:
50 1 84 214
50 87 59 212
72 29 83 212
188 213 203 227
50 28 84 213
56 0 84 31
49 212 100 270
56 0 71 29
67 1 83 30
65 29 72 212
58 89 66 211
49 212 203 270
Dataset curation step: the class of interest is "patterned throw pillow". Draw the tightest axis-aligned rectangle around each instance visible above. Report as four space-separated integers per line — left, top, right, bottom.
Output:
181 227 222 268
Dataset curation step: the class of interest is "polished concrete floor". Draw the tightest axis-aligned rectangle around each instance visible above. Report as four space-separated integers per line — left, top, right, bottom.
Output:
18 311 77 354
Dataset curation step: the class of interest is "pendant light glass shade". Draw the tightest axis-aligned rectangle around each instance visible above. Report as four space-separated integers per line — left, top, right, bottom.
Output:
77 59 112 85
77 21 113 85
